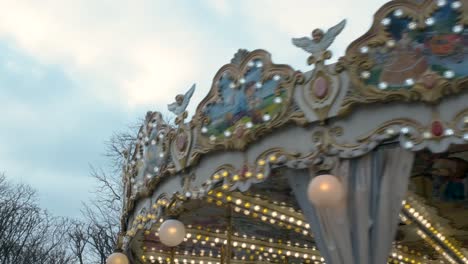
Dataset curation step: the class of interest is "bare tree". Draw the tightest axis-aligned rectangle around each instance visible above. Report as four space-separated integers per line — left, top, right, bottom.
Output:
79 126 138 264
105 130 138 174
1 110 174 263
75 113 173 263
68 221 89 264
0 173 75 264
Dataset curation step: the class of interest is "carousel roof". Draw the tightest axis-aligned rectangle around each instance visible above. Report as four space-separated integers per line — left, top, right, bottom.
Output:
118 0 468 263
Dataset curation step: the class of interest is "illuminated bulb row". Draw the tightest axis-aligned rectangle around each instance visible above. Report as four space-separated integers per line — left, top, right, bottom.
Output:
211 169 266 184
141 250 324 264
142 254 323 264
392 244 428 262
204 156 283 196
397 215 458 263
134 214 154 225
416 230 456 264
142 246 421 264
183 231 316 253
387 257 415 264
141 252 324 264
152 199 169 209
207 194 309 235
127 197 174 236
389 251 422 264
205 111 277 140
209 156 277 184
141 255 221 264
402 200 468 263
209 191 304 224
180 230 322 261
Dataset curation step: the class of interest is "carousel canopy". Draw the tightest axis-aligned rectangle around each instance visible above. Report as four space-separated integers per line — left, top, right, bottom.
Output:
118 0 468 263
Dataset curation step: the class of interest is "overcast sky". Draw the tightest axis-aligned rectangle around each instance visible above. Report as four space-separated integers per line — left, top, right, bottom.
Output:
0 0 389 217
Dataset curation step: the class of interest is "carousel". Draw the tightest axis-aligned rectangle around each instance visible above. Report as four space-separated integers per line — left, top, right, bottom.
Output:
108 0 468 263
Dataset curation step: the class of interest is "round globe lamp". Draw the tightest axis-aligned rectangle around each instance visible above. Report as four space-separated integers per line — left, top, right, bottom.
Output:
159 219 186 247
106 252 129 264
307 174 345 207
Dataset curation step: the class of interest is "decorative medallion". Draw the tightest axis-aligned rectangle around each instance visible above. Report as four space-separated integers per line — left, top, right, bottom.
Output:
171 123 192 169
176 133 188 152
431 120 444 137
233 123 246 139
312 76 329 99
295 67 342 123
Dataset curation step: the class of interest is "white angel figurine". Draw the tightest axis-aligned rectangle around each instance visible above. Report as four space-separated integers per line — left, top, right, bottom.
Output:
167 83 196 116
292 19 346 65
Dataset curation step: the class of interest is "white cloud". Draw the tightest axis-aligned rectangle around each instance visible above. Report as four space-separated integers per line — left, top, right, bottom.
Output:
0 154 95 217
2 58 44 78
0 97 39 125
171 0 391 80
122 41 203 107
203 0 231 16
0 0 390 109
0 0 215 108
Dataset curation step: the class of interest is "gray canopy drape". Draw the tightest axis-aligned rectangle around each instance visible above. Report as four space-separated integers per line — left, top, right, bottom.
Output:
287 147 414 264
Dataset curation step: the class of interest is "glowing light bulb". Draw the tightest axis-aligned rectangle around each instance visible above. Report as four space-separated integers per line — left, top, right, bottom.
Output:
307 174 345 207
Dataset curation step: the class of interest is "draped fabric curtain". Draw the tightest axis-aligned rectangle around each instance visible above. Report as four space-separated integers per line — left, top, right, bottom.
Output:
287 147 414 264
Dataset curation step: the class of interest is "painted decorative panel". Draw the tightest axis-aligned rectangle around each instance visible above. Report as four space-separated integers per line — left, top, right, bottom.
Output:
340 0 468 114
202 61 286 138
192 49 304 152
367 0 466 89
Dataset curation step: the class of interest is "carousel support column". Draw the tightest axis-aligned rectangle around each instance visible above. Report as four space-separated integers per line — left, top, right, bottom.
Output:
225 204 232 264
170 247 175 264
220 245 224 264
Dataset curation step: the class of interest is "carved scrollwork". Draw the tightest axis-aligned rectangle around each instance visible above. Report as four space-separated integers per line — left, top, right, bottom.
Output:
330 109 468 155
